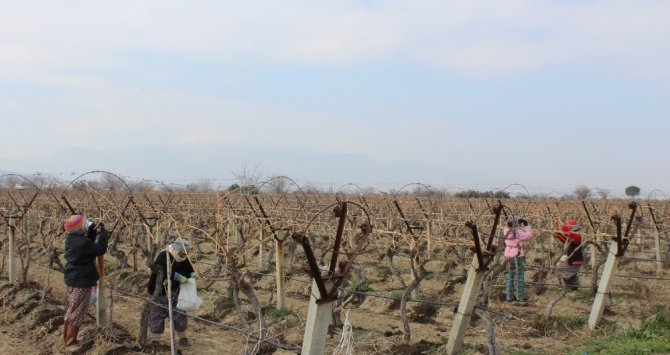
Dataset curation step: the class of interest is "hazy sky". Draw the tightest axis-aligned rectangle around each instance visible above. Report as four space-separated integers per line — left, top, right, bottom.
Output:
1 1 669 196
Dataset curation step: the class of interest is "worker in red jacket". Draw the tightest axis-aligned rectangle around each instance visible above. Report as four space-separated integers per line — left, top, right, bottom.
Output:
554 219 585 290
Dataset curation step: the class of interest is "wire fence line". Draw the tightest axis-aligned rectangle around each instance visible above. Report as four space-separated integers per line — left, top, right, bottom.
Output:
1 175 669 354
19 253 521 335
4 231 669 354
19 255 302 352
23 246 670 316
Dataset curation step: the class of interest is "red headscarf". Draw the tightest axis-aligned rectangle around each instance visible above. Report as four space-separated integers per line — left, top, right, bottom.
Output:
555 219 582 244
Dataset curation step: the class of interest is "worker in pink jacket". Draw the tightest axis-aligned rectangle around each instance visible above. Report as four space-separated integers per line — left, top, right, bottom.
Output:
503 217 533 302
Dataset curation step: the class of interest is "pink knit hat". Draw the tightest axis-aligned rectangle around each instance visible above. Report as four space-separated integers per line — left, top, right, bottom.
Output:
64 215 85 233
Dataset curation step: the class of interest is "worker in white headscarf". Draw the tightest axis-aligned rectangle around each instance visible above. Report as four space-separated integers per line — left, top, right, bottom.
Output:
147 239 195 346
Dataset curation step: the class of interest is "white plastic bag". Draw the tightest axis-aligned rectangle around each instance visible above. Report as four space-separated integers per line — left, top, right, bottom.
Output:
177 278 202 312
89 282 99 305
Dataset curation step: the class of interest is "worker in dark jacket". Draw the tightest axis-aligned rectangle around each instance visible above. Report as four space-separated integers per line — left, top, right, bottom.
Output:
62 214 109 353
147 239 195 346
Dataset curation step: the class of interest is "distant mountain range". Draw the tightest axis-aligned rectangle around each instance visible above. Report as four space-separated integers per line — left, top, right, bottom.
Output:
0 143 499 190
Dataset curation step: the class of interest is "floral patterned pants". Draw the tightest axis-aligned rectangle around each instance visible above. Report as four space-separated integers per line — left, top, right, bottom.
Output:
64 286 92 327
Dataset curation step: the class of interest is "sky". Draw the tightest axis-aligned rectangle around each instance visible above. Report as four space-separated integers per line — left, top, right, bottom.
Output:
1 1 669 196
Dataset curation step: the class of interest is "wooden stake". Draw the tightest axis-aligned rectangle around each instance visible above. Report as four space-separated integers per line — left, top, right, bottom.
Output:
166 247 176 354
96 251 107 327
590 226 600 269
410 255 420 299
8 216 16 283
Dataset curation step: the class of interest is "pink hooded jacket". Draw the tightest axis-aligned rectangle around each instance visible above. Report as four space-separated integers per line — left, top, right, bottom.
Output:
503 226 533 258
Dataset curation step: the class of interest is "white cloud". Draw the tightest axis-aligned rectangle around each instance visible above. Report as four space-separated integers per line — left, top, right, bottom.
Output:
1 1 670 82
2 1 670 192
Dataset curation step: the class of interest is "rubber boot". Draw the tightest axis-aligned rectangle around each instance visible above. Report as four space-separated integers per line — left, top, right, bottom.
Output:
65 325 81 353
148 332 162 344
176 331 192 347
63 320 70 346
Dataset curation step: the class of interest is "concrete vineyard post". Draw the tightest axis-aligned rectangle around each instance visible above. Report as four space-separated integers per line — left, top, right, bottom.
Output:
427 220 433 258
258 227 266 271
226 213 234 248
649 207 663 273
275 238 286 310
636 228 641 248
653 223 662 272
301 278 334 355
146 225 154 257
588 241 619 331
445 257 487 355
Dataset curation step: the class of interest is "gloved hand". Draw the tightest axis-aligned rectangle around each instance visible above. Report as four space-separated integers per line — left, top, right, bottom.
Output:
174 272 188 283
87 222 97 239
190 272 197 280
98 227 109 240
518 218 529 227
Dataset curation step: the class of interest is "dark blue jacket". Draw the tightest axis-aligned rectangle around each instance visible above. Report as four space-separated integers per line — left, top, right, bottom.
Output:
147 250 194 296
63 229 109 288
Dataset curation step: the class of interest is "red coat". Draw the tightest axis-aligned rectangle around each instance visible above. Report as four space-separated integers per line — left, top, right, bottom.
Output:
554 231 584 265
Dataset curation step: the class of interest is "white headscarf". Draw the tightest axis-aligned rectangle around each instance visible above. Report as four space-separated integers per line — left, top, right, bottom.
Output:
167 240 190 262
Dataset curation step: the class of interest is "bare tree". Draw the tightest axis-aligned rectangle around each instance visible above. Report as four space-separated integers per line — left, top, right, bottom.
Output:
1 175 19 188
196 178 214 192
31 172 60 189
232 161 265 187
266 176 290 193
302 183 321 195
102 174 125 192
573 185 591 200
186 178 214 192
596 188 611 200
130 181 156 192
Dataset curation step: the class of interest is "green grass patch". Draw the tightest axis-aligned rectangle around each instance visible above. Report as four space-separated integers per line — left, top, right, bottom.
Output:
351 327 385 341
569 291 595 303
574 307 670 354
459 343 486 354
415 294 437 303
552 314 587 330
346 281 375 293
265 307 293 320
529 313 590 336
